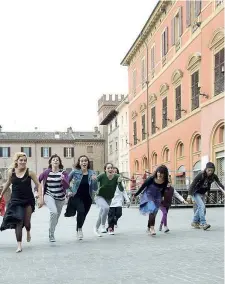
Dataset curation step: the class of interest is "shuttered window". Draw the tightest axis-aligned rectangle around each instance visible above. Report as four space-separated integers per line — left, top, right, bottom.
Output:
191 71 200 110
162 97 168 129
214 48 224 96
141 114 146 140
151 107 156 135
21 147 32 157
162 27 168 57
175 85 182 120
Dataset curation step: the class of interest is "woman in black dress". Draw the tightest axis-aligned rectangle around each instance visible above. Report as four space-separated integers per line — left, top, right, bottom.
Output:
0 152 43 253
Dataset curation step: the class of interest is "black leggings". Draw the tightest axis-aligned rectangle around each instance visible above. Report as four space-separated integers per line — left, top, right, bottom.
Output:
15 206 32 242
147 212 157 228
65 196 92 231
108 207 122 229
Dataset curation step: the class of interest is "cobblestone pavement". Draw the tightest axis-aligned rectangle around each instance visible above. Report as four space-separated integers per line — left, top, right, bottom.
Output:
0 206 224 284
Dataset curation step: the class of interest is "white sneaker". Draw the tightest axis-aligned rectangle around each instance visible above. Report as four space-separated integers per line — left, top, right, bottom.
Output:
164 226 170 233
101 225 107 233
77 229 83 240
94 227 102 237
49 235 56 242
108 228 114 235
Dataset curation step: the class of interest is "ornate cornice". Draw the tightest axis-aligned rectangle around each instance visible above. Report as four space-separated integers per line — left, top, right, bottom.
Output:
209 28 224 49
139 103 147 113
149 93 157 105
121 1 172 66
171 69 183 85
159 83 169 96
131 110 138 119
187 52 201 71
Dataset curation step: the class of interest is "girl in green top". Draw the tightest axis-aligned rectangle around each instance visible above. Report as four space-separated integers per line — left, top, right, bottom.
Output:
94 163 124 237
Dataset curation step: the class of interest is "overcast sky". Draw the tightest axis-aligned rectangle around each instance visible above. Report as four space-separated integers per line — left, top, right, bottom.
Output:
0 0 158 132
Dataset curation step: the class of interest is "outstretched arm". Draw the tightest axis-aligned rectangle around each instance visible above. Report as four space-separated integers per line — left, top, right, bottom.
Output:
174 189 188 204
135 177 153 197
214 174 224 191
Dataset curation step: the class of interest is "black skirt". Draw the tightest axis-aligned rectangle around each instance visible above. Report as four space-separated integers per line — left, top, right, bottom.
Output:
0 198 35 231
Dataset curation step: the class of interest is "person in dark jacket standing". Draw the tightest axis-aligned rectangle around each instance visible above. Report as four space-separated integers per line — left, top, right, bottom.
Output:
187 162 224 230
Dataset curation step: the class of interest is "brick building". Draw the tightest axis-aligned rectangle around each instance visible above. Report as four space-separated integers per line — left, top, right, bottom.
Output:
121 0 224 185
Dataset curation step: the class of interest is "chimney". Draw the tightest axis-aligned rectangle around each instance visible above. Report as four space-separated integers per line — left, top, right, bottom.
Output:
94 126 99 133
55 131 60 139
0 125 2 132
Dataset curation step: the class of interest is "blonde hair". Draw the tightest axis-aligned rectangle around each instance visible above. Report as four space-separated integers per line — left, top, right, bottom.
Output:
8 152 27 171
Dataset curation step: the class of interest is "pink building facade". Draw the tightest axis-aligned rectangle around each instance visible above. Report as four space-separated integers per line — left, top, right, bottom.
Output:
121 0 224 184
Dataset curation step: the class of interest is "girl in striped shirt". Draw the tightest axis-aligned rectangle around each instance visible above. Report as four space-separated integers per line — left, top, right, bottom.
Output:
39 154 69 242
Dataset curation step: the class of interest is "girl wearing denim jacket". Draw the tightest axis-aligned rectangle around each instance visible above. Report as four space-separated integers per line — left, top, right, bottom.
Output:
65 155 97 240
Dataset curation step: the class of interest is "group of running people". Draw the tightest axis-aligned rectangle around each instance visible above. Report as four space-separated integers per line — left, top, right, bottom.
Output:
0 152 224 253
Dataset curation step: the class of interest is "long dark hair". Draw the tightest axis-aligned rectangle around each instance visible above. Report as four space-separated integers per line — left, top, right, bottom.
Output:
104 162 113 171
113 167 119 174
75 155 90 170
48 154 64 170
152 165 169 185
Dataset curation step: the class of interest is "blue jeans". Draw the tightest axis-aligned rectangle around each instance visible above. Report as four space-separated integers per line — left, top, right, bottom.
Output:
193 195 206 218
193 193 206 225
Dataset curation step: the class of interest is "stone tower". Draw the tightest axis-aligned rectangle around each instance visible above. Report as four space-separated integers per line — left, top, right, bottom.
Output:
97 94 125 164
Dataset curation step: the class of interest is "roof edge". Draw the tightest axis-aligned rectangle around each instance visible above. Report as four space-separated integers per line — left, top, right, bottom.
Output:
120 0 170 66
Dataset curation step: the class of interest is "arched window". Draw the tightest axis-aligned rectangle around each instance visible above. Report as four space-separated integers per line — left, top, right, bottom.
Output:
134 160 139 172
191 134 201 153
219 125 224 143
163 147 170 162
151 152 158 172
176 142 184 158
142 156 148 171
195 135 201 152
175 165 186 189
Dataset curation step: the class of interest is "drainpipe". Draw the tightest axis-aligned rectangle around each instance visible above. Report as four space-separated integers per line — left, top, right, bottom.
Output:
143 37 150 170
